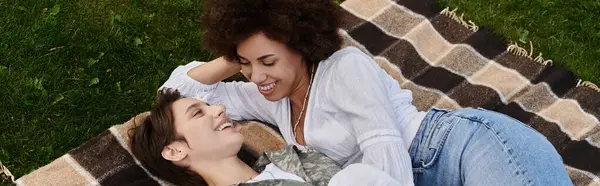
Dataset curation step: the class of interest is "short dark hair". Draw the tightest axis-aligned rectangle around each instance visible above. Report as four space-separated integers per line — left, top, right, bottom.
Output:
202 0 343 65
130 89 256 186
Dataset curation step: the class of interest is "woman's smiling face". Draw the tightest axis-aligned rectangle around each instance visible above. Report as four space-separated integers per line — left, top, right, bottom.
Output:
236 32 309 101
170 98 244 161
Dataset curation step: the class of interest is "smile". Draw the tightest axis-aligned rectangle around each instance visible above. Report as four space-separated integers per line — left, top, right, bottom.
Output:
258 81 277 95
215 122 234 131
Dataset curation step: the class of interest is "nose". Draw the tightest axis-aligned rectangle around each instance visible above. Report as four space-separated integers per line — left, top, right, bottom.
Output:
250 66 267 84
208 105 226 118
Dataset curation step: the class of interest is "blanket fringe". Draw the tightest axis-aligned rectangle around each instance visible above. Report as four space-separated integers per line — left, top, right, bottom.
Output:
0 160 15 184
507 41 553 65
441 7 479 32
577 80 600 92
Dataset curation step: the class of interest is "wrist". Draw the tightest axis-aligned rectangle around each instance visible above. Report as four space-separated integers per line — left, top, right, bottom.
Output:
216 56 241 70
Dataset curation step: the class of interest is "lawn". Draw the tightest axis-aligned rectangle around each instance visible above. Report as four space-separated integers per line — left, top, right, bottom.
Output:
1 0 599 182
0 0 211 180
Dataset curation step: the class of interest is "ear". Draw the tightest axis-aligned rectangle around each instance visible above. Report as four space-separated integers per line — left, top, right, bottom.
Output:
161 142 189 162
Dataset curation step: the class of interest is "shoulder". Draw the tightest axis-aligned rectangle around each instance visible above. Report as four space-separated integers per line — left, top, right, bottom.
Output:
320 46 373 68
315 47 386 100
318 46 378 80
329 46 370 59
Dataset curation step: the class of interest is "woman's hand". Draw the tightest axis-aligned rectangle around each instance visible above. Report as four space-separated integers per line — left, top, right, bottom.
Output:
187 57 241 85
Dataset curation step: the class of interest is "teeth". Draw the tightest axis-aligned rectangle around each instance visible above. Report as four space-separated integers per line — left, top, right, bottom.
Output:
216 122 233 131
259 82 276 91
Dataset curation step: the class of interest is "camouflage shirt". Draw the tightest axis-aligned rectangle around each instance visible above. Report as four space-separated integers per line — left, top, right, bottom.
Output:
234 145 342 186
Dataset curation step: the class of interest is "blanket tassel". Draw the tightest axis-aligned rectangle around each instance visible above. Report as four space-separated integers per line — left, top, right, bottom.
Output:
441 7 554 66
441 7 479 32
507 41 553 66
577 80 600 92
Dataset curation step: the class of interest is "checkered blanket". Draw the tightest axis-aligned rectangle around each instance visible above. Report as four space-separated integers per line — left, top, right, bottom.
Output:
338 0 599 185
10 0 600 185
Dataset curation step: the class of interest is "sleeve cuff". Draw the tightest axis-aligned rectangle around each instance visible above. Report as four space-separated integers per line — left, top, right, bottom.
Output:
159 61 219 99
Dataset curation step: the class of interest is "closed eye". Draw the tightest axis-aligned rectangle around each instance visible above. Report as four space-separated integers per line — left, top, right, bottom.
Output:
262 60 276 66
193 110 203 117
237 57 251 65
239 61 251 65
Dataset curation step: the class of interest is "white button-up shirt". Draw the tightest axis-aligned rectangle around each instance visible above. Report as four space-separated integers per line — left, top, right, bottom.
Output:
161 46 426 185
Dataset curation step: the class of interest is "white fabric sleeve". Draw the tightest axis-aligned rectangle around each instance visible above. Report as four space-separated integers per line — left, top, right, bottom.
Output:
328 163 410 186
159 61 279 125
326 53 414 184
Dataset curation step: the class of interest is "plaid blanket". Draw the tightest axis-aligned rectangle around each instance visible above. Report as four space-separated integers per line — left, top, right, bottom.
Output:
10 0 600 185
338 0 599 185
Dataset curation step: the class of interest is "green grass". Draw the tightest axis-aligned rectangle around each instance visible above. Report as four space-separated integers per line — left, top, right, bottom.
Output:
441 0 600 84
0 0 212 180
0 0 599 183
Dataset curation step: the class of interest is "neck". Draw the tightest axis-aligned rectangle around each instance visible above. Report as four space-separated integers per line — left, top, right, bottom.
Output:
289 64 314 109
191 157 258 186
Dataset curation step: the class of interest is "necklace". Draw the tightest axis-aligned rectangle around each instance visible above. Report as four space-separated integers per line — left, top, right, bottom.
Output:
293 64 315 138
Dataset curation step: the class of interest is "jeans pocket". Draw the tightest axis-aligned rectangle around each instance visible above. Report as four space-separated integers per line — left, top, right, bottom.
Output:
419 116 459 168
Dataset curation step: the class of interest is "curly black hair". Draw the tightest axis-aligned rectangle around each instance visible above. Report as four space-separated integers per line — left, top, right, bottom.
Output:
202 0 343 65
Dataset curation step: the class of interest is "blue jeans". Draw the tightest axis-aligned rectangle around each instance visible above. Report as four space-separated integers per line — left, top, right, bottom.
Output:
409 108 572 186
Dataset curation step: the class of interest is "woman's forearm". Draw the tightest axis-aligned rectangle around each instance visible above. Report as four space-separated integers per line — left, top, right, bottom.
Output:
186 57 241 85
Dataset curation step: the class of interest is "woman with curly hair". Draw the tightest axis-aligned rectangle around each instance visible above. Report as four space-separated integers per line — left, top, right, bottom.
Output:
161 0 572 185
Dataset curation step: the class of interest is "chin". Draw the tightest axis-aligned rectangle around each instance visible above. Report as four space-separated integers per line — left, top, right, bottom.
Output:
264 96 280 102
230 136 245 151
231 133 245 145
263 92 286 102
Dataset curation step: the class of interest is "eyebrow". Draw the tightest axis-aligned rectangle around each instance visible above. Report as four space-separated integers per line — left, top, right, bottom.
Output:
238 54 275 61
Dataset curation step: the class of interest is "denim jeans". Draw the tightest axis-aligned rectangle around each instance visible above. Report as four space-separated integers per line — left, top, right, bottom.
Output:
409 108 573 186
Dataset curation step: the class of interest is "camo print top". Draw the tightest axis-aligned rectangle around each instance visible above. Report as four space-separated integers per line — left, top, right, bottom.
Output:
234 145 341 186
